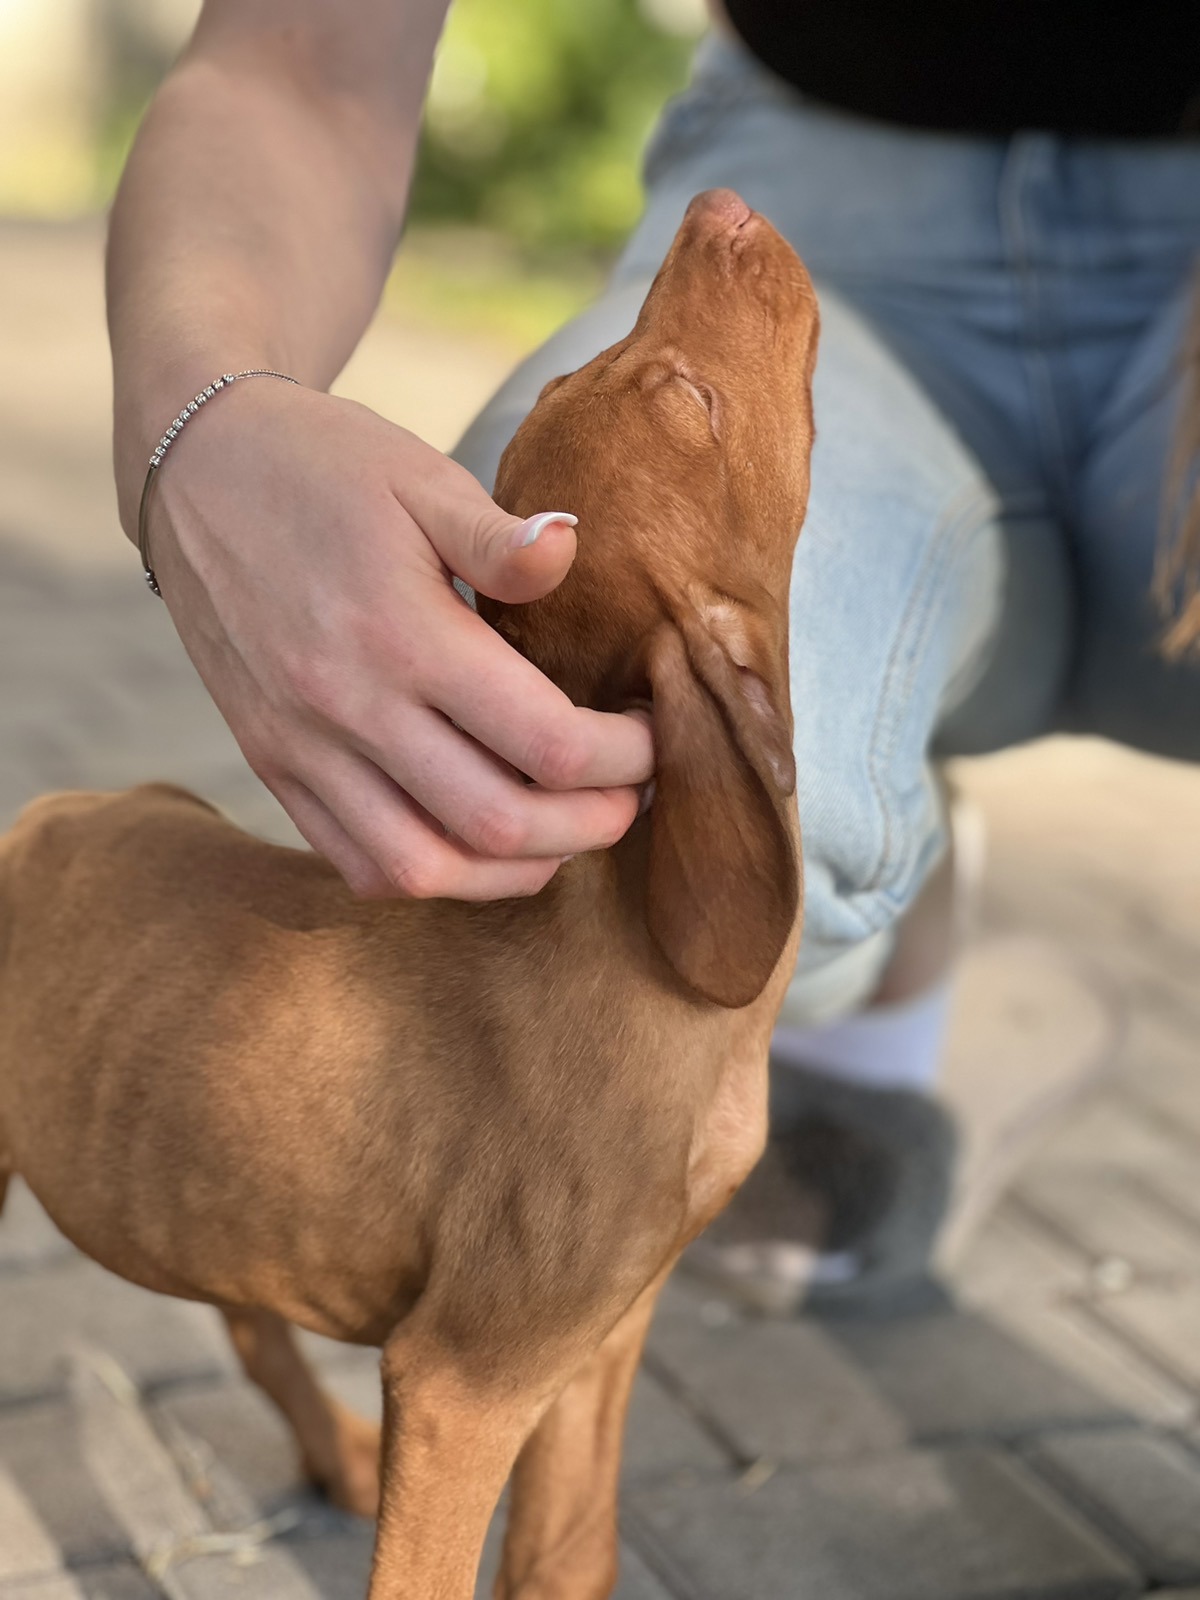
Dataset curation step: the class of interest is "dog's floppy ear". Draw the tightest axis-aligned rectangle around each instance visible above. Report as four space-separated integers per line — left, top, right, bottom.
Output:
645 607 800 1008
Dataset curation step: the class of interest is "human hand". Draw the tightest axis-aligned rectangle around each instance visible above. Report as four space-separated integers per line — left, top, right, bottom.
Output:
139 380 654 898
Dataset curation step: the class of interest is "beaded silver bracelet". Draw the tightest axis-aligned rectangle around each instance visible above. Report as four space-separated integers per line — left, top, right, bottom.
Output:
136 368 299 596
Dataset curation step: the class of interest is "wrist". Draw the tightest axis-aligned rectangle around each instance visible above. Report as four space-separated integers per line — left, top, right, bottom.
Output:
132 369 301 595
113 350 291 536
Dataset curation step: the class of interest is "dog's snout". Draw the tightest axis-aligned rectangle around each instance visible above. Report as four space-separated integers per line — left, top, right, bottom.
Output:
687 188 753 236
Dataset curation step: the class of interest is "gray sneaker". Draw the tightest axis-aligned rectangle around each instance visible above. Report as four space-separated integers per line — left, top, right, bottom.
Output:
684 1069 958 1316
683 936 1120 1316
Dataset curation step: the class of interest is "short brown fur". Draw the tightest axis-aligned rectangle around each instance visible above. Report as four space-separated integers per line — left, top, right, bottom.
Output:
0 190 818 1599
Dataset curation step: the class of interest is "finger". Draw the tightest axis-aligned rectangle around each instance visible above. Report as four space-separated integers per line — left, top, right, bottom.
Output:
399 452 581 605
301 746 564 901
353 703 641 860
273 777 394 898
422 598 656 790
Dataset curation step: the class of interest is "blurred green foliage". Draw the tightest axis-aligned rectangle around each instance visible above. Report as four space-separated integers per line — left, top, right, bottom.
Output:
85 0 702 341
384 228 607 347
414 0 700 250
91 0 700 255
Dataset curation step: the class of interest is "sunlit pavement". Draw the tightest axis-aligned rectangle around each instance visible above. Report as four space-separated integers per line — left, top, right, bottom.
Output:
2 220 1199 1600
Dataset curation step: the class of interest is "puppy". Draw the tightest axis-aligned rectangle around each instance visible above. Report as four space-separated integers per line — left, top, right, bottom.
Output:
0 188 818 1599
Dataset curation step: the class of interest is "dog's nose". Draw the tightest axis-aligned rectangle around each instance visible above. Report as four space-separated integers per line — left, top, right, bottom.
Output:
688 188 753 235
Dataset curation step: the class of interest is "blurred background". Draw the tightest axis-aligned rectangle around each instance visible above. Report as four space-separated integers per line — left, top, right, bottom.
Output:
1 6 1199 1597
2 0 704 330
2 0 703 247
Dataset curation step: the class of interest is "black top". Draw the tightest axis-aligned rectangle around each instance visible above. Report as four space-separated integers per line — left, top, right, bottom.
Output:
722 0 1200 138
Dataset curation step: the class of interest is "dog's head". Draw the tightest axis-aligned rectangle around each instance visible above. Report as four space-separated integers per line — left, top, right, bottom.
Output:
485 189 820 1008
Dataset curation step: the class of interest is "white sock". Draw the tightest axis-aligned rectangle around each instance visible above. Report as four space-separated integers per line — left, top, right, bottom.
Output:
772 979 952 1094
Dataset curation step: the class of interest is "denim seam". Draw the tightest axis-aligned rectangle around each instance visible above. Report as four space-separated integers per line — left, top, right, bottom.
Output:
999 137 1077 508
850 482 999 931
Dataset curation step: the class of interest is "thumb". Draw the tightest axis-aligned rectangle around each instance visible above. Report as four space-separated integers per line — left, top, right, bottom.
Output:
439 498 580 605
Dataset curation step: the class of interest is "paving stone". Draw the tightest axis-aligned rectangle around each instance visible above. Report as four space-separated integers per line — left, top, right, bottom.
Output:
1029 1095 1197 1178
951 1203 1091 1309
80 1567 201 1600
1119 1013 1200 1148
69 1348 211 1559
72 1357 324 1600
131 1547 324 1600
0 1400 130 1567
292 1343 385 1431
0 1578 85 1600
1016 1169 1200 1282
0 1182 74 1272
975 1297 1196 1429
1019 1098 1200 1249
280 1519 669 1600
0 1547 339 1600
828 1305 1132 1440
312 1351 382 1425
0 1259 234 1405
1026 1428 1200 1585
0 548 291 847
0 1549 166 1600
645 1278 905 1465
1097 1285 1200 1390
154 1356 387 1530
275 1528 374 1600
296 1331 380 1386
1141 1163 1200 1236
0 1361 322 1600
474 1511 511 1600
628 1445 1139 1600
623 1369 730 1482
0 1462 61 1581
153 1378 313 1526
605 1545 675 1600
935 935 1121 1268
475 1511 673 1600
0 1567 159 1600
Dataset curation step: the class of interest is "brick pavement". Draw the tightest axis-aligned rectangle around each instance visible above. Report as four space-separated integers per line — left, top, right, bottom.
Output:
1 220 1198 1598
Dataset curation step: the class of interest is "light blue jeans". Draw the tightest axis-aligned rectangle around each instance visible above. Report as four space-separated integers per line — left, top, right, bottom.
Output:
456 37 1200 1025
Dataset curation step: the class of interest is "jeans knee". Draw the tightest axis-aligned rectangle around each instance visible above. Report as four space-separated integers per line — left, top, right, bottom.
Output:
783 468 1001 1027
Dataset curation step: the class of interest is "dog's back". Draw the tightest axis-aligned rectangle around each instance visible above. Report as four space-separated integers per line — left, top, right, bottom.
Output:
0 778 694 1346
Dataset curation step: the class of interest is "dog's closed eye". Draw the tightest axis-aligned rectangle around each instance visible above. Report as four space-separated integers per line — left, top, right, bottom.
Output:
675 375 718 430
641 361 720 441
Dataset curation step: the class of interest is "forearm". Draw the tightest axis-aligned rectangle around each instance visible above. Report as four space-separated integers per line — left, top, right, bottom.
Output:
107 14 442 532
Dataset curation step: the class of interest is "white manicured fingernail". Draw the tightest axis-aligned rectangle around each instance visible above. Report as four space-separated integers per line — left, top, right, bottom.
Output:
513 512 578 549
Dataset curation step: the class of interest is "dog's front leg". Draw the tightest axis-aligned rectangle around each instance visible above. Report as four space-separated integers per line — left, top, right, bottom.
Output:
367 1324 546 1600
493 1275 667 1600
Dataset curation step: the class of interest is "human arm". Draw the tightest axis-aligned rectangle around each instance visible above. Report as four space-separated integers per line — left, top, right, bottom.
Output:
107 0 654 898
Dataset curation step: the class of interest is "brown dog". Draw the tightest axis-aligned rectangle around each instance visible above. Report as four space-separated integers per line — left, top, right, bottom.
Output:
0 189 817 1599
